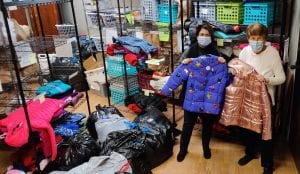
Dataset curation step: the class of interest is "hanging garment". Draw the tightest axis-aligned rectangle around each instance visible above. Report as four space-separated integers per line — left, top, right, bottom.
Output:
114 36 158 55
220 58 272 140
161 54 229 115
0 98 65 160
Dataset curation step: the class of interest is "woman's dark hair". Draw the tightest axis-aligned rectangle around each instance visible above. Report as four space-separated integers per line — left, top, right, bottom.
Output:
196 23 214 40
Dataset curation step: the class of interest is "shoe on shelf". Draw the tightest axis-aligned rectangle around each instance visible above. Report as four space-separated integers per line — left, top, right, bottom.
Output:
177 150 187 162
203 148 211 159
238 154 257 166
263 167 273 174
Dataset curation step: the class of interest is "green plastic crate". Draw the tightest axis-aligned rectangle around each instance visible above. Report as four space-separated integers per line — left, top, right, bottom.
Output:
216 2 244 24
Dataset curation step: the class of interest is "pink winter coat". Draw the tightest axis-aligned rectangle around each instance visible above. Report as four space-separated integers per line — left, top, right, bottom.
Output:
220 59 272 140
0 98 64 160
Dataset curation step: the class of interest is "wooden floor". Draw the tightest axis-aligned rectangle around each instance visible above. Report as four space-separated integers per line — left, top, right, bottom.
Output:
0 91 298 174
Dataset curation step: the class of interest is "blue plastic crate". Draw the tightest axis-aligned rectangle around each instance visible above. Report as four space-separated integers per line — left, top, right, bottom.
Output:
105 55 137 77
110 86 139 105
243 2 274 26
158 4 178 24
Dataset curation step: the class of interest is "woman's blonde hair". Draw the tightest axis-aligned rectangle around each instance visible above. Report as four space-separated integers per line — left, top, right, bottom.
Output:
246 22 268 39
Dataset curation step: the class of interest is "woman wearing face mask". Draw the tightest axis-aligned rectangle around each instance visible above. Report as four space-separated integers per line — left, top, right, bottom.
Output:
179 23 220 64
175 24 222 162
237 22 285 174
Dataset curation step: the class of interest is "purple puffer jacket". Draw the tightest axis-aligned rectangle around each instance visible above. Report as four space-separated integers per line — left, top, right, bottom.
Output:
161 54 229 115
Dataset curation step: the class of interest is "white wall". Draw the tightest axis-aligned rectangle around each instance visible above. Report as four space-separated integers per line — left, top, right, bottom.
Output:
288 0 300 65
60 0 89 35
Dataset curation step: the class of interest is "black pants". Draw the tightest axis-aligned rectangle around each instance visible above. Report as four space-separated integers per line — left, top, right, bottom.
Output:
180 110 219 152
241 128 273 168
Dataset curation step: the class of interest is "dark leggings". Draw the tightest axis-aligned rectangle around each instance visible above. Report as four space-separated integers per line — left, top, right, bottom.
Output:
241 128 273 168
180 110 219 152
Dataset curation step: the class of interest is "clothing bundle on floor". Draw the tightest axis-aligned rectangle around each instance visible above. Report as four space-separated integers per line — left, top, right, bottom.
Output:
50 152 132 174
220 58 272 140
36 80 84 107
52 112 86 137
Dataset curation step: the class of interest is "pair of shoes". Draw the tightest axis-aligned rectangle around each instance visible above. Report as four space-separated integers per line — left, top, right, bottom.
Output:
263 167 273 174
177 150 187 162
203 148 211 159
238 155 257 166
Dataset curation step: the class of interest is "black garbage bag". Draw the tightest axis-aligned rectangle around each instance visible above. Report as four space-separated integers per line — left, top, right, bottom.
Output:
124 93 167 112
134 106 173 169
53 132 100 171
99 129 152 174
86 104 125 140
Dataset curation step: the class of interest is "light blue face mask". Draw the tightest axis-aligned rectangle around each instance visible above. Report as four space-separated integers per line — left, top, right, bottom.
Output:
197 36 212 47
249 40 264 53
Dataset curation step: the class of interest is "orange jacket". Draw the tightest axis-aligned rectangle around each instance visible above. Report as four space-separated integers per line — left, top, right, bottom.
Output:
220 59 272 140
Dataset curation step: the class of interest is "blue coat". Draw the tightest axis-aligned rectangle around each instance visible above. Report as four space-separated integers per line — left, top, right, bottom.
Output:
161 54 229 115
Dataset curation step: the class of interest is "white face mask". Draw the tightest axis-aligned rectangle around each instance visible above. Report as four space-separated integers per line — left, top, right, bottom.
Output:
197 36 212 47
249 40 264 53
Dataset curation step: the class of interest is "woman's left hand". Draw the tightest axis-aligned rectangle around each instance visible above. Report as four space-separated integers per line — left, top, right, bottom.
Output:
182 58 193 64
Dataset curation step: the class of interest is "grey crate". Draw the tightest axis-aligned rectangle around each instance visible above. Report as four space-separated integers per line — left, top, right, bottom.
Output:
55 24 76 37
193 1 216 21
141 0 159 21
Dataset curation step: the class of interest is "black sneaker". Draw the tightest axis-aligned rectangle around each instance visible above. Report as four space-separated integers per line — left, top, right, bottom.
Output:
203 148 211 159
177 150 187 162
263 167 273 174
238 155 257 166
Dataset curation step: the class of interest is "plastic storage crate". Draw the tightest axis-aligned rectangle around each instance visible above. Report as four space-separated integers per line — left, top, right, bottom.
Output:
141 0 159 21
158 4 178 24
86 12 102 28
110 75 138 89
110 75 139 105
216 2 244 24
160 0 177 4
243 2 274 26
105 55 137 77
193 1 216 21
55 24 76 37
110 86 139 105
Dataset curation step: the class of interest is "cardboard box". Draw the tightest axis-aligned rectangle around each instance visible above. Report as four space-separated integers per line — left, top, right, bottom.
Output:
143 31 160 48
83 53 103 70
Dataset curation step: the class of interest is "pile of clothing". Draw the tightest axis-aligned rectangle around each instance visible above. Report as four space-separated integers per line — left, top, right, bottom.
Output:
107 36 158 66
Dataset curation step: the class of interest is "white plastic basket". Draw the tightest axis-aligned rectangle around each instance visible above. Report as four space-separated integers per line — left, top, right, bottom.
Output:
86 12 101 28
84 67 106 85
55 24 76 37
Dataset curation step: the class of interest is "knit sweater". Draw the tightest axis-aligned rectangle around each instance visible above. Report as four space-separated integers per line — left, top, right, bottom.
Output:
239 45 286 105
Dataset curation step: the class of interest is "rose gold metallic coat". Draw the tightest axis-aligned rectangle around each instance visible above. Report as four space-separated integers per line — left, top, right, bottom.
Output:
220 58 272 140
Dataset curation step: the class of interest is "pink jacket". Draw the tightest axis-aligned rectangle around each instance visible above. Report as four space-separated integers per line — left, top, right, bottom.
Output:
220 59 272 140
0 98 64 160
